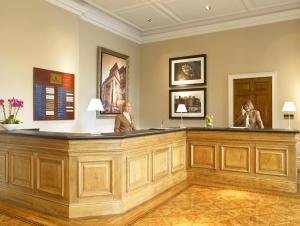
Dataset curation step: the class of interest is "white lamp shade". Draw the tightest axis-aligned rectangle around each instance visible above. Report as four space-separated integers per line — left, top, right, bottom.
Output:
176 104 187 113
87 98 104 111
282 101 296 112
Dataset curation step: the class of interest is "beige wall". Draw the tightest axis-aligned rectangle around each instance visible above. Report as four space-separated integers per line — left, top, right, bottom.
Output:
1 0 299 132
0 0 140 132
77 21 140 132
140 19 300 129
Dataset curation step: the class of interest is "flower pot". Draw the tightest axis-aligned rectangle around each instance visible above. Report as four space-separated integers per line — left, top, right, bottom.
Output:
1 124 19 131
205 123 213 128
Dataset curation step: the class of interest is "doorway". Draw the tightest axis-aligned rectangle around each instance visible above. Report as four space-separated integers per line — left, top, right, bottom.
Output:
233 77 272 128
228 72 277 128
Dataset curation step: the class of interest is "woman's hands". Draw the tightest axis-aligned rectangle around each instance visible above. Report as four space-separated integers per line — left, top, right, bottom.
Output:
241 106 246 116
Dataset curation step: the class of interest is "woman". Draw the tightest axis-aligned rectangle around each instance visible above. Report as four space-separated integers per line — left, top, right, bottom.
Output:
114 102 136 132
234 100 264 128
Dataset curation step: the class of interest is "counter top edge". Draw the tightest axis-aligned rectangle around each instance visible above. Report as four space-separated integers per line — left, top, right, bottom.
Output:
0 127 298 140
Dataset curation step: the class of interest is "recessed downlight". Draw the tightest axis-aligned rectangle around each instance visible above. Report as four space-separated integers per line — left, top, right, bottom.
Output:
205 5 211 11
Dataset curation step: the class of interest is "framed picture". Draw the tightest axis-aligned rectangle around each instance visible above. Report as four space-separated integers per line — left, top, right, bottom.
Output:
169 88 206 119
97 47 129 117
169 54 206 87
33 67 75 121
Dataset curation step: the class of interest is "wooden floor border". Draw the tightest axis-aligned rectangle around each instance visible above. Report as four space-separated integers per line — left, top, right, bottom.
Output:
0 209 45 226
0 181 190 226
109 181 190 225
189 179 300 199
1 179 300 225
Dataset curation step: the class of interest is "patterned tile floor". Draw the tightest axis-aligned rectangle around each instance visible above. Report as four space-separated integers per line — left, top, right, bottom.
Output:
2 185 300 225
132 186 300 226
0 211 36 225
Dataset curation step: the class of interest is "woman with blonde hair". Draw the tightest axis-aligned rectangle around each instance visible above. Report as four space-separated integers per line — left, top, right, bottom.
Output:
114 101 136 132
234 99 264 128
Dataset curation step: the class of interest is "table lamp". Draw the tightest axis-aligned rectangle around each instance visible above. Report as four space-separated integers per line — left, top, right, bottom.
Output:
87 98 104 133
88 98 104 112
282 101 296 129
176 104 187 128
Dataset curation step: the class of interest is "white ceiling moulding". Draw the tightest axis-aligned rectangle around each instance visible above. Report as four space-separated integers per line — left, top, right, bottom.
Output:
46 0 142 43
81 7 142 43
141 8 300 43
46 0 300 44
46 0 88 15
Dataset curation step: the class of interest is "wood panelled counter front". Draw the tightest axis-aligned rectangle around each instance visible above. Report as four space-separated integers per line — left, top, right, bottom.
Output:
0 129 186 218
186 129 298 193
0 127 298 218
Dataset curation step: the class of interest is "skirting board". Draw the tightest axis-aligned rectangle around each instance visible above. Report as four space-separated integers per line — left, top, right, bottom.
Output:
0 171 187 218
187 171 297 193
70 171 187 218
0 186 70 217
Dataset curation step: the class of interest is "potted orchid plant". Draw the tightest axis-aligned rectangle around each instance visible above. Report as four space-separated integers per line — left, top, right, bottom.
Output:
0 97 24 130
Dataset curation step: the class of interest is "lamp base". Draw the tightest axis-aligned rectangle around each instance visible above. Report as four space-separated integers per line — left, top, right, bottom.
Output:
287 115 292 130
89 132 101 135
179 114 185 128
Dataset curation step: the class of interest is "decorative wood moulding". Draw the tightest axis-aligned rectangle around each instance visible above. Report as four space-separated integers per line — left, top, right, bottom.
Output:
152 147 171 182
10 152 34 189
221 145 251 173
190 144 217 169
37 155 65 197
0 151 8 183
78 160 113 197
46 0 300 44
126 152 150 192
256 147 288 176
171 143 185 173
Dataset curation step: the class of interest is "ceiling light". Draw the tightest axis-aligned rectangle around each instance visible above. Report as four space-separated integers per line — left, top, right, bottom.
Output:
205 5 211 11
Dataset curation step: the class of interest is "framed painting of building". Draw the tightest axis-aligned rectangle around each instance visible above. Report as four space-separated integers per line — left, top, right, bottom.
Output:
169 88 206 119
97 47 129 117
169 54 206 87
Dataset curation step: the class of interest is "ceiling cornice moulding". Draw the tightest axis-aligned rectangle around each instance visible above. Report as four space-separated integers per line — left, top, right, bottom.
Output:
141 8 300 43
46 0 142 43
46 0 300 44
46 0 88 15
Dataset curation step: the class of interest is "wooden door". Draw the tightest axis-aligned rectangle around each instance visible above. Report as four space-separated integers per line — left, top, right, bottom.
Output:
234 77 272 128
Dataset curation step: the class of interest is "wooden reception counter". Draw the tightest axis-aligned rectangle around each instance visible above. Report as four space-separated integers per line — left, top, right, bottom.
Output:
186 127 299 194
0 128 187 218
0 127 298 218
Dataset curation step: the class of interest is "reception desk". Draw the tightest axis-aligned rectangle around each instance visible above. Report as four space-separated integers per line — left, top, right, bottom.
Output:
0 127 298 218
0 128 187 218
186 128 299 193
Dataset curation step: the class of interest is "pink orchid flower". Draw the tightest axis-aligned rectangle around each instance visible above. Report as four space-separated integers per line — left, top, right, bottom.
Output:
1 97 24 124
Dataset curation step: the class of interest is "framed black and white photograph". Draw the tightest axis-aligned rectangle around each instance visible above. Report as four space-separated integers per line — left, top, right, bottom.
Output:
169 54 206 87
169 88 206 119
97 47 129 117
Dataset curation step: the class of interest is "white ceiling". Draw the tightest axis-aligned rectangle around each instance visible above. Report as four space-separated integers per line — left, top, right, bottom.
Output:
47 0 300 43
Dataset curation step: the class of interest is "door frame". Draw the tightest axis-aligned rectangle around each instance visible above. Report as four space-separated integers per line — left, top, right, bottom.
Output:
228 72 278 128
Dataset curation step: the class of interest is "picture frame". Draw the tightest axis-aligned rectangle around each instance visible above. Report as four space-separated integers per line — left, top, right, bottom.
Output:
169 88 206 119
97 47 129 117
169 54 206 87
33 67 75 121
